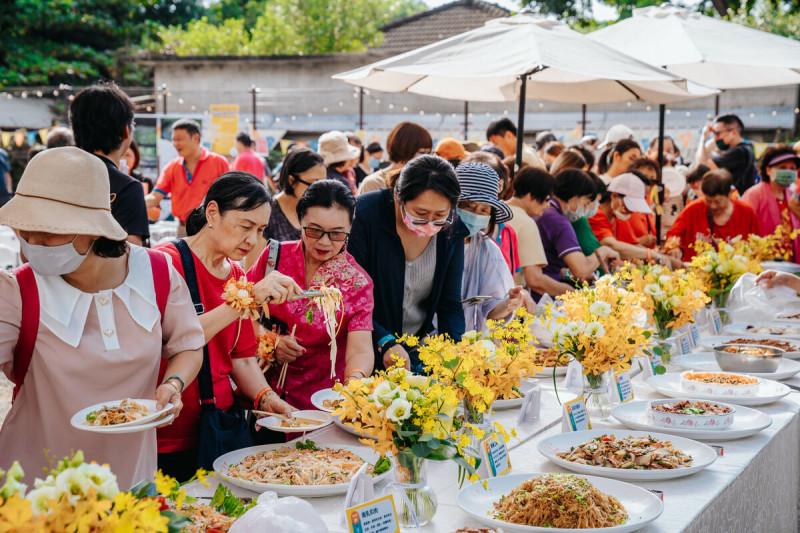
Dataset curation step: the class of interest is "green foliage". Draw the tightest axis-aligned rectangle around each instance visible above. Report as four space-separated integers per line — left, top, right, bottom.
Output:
0 0 204 87
150 0 426 56
728 0 800 40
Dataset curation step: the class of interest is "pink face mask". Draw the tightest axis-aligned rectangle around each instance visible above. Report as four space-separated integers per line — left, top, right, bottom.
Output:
402 209 446 238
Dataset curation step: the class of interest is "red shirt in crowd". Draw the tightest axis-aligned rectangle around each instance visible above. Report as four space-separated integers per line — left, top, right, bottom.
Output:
155 243 256 453
154 149 230 223
233 148 265 180
666 198 762 261
588 210 638 244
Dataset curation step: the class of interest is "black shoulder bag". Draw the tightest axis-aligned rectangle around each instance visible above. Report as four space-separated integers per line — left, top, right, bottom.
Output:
172 239 253 469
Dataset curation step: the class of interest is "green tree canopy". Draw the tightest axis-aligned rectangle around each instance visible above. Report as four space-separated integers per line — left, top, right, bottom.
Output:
148 0 427 56
0 0 204 87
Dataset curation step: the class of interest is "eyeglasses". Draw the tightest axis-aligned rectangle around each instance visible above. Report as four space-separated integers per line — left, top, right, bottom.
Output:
712 127 732 138
302 226 349 242
401 204 454 226
293 175 316 187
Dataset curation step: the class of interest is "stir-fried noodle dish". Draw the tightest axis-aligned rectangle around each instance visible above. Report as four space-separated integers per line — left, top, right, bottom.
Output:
84 398 149 426
556 434 693 470
226 446 370 485
316 285 343 379
492 473 628 528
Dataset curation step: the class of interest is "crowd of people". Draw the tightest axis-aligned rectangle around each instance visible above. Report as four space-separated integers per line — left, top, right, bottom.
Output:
1 80 799 486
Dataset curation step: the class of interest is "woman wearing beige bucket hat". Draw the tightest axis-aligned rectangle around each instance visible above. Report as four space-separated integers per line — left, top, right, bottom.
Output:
0 147 205 488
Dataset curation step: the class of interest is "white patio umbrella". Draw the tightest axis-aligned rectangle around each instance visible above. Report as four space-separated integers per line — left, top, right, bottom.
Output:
588 3 800 91
334 12 716 242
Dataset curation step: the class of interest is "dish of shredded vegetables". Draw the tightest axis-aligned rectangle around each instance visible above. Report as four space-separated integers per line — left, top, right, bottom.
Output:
180 504 237 532
555 434 693 470
315 285 343 379
492 474 628 529
84 399 149 426
225 446 371 486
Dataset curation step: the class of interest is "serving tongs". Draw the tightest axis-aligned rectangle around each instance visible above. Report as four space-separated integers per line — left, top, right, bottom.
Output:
290 290 323 301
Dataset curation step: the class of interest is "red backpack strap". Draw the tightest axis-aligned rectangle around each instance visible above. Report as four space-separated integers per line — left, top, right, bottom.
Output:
12 264 39 402
146 248 170 320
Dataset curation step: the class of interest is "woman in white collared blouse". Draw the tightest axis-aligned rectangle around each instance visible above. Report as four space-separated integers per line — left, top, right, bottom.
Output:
0 147 204 488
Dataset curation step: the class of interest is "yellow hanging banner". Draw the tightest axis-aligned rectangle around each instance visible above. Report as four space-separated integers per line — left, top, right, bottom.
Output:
39 128 49 144
209 104 240 156
0 132 11 147
753 142 770 160
279 139 292 155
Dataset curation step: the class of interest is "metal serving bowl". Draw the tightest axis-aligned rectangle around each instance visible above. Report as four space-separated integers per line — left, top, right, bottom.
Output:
712 344 784 373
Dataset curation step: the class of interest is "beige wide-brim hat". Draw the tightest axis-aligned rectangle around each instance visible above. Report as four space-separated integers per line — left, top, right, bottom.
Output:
318 130 360 166
0 146 127 240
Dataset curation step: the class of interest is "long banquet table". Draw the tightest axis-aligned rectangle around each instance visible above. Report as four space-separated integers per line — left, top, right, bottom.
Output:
188 339 800 533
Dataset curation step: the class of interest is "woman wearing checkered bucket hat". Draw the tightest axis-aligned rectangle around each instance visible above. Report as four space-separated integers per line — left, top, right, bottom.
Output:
456 162 535 333
0 147 204 489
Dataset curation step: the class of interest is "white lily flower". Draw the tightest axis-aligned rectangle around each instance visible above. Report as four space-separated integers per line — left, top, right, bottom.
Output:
589 301 612 317
584 321 606 338
77 463 119 499
372 381 399 405
27 486 59 514
54 467 90 505
644 284 661 296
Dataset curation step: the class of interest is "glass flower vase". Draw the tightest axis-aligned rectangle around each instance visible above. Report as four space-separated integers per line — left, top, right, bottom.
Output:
654 322 674 364
388 448 438 527
581 370 612 421
712 291 732 325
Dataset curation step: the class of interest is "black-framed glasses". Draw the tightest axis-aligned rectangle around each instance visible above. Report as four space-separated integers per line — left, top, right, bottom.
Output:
302 226 349 242
401 203 454 226
293 175 316 187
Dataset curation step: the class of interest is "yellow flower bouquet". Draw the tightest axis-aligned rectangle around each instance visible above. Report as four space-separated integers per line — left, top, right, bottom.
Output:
0 451 216 532
403 309 542 423
547 279 654 418
690 238 762 298
618 264 710 356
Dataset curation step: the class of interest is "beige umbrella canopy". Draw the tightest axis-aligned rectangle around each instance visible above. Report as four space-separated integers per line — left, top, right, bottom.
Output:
588 3 800 90
333 12 717 105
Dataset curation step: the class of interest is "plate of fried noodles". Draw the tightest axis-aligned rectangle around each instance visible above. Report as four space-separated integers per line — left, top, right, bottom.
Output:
457 472 663 532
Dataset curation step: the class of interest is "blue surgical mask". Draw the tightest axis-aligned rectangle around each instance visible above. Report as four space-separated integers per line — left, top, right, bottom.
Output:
564 205 585 223
584 200 599 219
369 157 380 170
19 235 91 276
457 208 491 237
774 169 797 188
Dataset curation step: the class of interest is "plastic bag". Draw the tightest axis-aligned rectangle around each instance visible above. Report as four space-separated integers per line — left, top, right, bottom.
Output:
229 491 329 533
729 273 800 323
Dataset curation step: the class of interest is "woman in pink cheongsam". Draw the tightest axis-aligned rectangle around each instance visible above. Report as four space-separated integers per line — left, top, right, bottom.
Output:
247 179 374 410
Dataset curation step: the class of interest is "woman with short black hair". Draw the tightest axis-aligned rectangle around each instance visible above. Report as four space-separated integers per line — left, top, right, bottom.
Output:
349 154 467 372
247 179 375 409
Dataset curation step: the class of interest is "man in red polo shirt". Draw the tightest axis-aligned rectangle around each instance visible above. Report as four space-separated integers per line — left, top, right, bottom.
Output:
146 119 229 236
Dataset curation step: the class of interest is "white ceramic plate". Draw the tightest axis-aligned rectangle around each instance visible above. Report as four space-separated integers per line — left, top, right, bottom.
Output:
70 399 173 431
310 388 343 413
722 322 800 339
672 353 800 380
72 413 174 434
333 414 376 440
457 472 663 533
696 335 800 359
611 400 772 441
646 373 790 406
256 410 332 433
213 443 391 496
494 381 538 410
538 430 715 481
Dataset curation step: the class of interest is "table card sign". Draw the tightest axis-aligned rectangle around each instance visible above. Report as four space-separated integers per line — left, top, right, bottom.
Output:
346 495 400 533
563 360 584 394
480 434 512 478
648 489 664 501
561 397 591 432
342 464 375 524
711 310 723 335
678 333 692 355
516 383 542 424
689 323 701 347
613 371 634 403
710 445 724 456
644 352 664 377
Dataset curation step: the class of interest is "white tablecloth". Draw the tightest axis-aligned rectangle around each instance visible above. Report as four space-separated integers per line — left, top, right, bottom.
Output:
188 365 800 533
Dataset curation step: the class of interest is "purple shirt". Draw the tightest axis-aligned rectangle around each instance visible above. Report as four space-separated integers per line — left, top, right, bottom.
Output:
534 199 582 282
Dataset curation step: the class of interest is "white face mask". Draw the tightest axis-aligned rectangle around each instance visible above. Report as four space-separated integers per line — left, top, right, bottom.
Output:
19 235 92 276
613 209 632 221
564 203 585 222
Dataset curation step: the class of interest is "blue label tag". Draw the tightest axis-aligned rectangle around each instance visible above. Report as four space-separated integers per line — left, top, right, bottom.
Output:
689 323 701 347
614 371 634 403
679 333 692 355
347 495 400 533
711 311 723 335
563 397 591 431
482 435 512 477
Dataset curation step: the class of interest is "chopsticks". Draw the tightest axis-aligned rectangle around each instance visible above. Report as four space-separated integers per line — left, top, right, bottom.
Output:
276 325 296 390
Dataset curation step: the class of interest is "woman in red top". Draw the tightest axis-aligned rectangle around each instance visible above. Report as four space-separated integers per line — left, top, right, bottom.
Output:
156 172 300 481
247 179 375 411
667 169 762 261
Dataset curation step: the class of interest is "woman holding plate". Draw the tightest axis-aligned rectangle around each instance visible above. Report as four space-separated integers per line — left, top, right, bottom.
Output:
0 147 205 488
247 179 375 411
155 171 301 480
